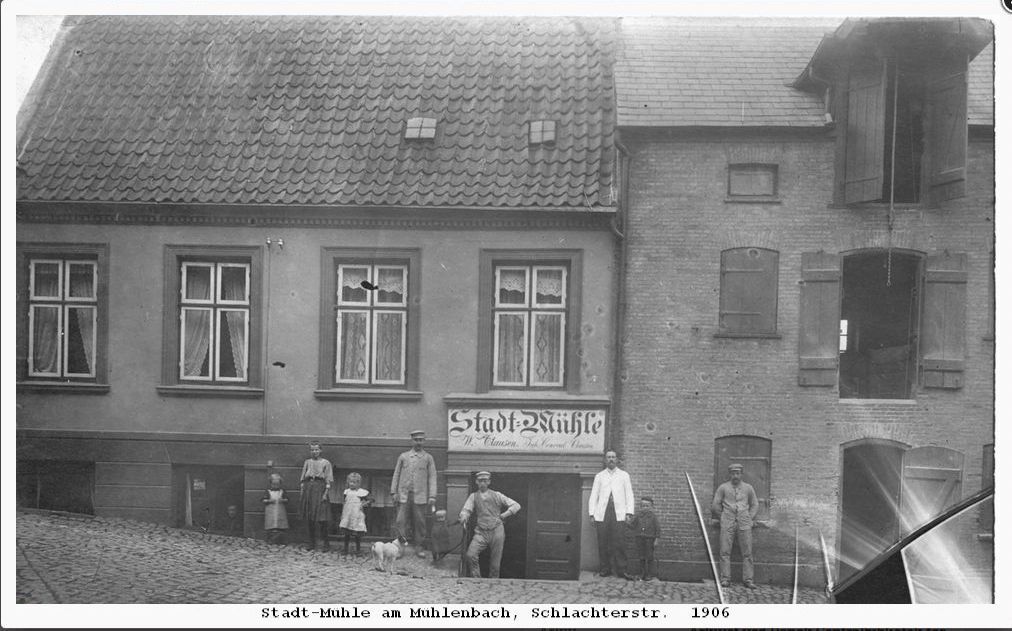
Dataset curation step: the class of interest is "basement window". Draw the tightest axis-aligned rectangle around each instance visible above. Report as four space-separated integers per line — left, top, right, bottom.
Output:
529 120 556 146
404 117 437 140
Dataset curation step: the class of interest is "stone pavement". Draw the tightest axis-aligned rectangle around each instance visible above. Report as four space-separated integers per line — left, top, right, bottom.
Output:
15 510 827 605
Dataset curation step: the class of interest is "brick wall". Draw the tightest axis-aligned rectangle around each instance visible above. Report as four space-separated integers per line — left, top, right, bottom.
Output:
617 129 994 586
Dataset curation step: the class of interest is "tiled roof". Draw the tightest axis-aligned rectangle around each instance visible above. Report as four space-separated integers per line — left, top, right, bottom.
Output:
968 42 993 127
616 17 994 129
17 16 618 209
616 18 837 128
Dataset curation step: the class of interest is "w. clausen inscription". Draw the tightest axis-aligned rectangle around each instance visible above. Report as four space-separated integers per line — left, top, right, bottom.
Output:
447 408 606 452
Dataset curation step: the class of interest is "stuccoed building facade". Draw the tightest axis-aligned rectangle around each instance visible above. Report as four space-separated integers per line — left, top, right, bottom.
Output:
613 17 993 585
16 16 621 579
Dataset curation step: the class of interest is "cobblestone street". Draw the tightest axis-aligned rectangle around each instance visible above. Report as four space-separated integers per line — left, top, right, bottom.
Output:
15 510 827 605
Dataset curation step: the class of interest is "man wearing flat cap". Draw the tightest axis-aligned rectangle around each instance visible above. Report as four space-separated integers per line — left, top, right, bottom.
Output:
711 463 759 589
458 471 520 578
391 430 438 554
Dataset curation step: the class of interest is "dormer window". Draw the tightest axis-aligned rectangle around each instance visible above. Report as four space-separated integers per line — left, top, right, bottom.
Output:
529 120 556 146
405 117 436 140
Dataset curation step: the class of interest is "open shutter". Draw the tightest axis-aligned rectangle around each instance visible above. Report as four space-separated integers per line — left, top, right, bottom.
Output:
920 252 966 389
798 252 840 386
844 58 887 204
899 446 963 535
926 62 969 202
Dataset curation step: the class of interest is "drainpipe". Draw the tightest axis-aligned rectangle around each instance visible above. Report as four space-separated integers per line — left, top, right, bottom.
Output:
609 133 631 453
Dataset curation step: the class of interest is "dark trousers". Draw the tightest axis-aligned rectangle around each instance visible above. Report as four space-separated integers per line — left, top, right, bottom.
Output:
396 496 428 547
636 537 656 579
306 520 329 550
594 498 627 575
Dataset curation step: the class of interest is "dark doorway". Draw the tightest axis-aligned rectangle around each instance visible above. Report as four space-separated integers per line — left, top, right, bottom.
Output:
173 465 244 535
16 460 95 514
839 441 905 582
466 473 581 580
840 250 921 399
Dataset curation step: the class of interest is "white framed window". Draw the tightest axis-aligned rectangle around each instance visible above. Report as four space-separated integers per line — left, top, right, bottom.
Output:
27 259 98 378
336 263 408 385
492 264 567 387
179 261 250 382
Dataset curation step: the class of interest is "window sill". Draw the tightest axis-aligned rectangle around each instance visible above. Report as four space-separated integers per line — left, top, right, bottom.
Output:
724 196 781 204
156 385 264 399
713 332 782 339
838 398 917 405
444 391 611 406
17 381 110 395
314 388 423 401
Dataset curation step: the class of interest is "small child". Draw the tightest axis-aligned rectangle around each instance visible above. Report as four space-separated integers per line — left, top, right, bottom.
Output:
262 472 290 544
629 496 661 581
298 441 333 551
338 472 372 556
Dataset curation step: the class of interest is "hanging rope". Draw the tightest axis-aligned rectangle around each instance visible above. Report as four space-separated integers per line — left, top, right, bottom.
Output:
886 58 899 288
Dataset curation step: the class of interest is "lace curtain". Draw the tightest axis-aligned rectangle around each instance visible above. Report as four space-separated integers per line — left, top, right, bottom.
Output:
496 313 526 383
68 267 95 373
30 265 61 373
221 269 247 380
182 270 211 377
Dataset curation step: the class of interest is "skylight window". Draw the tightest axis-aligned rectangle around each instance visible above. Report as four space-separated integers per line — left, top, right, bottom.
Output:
405 117 437 140
529 120 556 146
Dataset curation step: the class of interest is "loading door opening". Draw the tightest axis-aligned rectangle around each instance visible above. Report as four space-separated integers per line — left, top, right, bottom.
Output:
839 250 921 399
839 441 904 582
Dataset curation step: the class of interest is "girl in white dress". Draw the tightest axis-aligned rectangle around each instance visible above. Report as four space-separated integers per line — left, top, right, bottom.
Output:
339 472 372 556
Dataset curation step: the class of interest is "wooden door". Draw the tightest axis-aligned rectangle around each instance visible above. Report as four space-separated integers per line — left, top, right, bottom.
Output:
899 446 963 535
526 475 581 580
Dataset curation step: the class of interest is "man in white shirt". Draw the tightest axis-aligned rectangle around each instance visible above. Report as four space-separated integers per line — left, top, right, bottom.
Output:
588 450 635 579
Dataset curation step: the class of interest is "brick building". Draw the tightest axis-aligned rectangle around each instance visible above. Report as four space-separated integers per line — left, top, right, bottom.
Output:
15 16 622 579
613 17 994 585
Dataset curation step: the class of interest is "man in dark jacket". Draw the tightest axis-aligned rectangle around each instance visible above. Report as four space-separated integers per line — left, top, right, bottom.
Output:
629 496 661 580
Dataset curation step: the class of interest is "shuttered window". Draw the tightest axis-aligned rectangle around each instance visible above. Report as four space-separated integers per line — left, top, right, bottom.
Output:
717 248 778 336
920 252 967 389
797 252 841 386
714 435 771 520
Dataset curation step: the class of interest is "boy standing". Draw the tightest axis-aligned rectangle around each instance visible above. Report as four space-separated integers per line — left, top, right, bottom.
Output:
629 496 661 581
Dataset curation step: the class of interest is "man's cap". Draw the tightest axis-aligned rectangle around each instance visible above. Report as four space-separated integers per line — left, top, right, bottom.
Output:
410 430 426 438
475 471 492 479
641 496 654 504
728 463 744 472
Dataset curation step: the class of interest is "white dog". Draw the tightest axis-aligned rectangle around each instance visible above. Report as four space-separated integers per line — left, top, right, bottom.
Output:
371 536 406 573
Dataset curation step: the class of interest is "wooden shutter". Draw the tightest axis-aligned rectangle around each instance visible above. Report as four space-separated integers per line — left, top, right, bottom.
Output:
899 446 963 535
714 436 771 519
920 252 966 389
719 248 778 335
844 58 887 204
798 252 840 386
926 63 969 202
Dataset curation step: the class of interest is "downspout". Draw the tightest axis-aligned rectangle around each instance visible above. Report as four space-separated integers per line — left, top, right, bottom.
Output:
609 133 631 453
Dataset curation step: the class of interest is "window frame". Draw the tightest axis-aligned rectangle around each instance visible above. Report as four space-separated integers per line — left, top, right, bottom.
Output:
726 163 779 202
318 248 421 396
17 243 110 389
716 247 780 338
477 250 582 393
160 245 263 394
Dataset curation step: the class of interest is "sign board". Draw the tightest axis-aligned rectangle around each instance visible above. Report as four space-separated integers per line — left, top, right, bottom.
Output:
448 408 606 453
